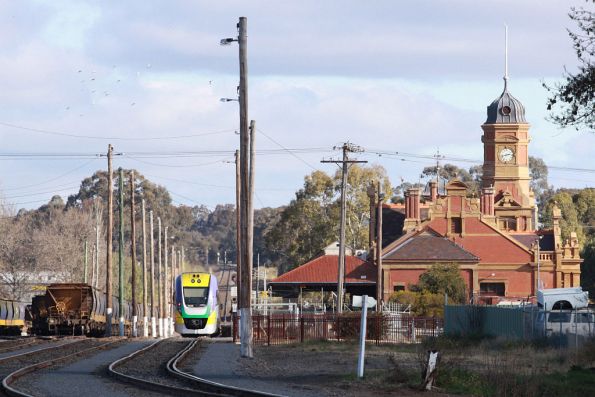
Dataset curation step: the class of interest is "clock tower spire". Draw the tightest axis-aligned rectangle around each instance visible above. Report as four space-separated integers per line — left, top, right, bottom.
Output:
481 26 536 232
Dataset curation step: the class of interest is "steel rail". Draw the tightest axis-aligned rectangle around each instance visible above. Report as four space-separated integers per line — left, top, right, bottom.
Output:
0 338 82 362
0 339 39 355
167 339 282 397
1 339 121 397
108 339 220 396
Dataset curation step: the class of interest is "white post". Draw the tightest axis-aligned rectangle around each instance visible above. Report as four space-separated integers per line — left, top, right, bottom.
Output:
151 316 157 338
132 315 138 337
143 316 148 337
357 295 368 378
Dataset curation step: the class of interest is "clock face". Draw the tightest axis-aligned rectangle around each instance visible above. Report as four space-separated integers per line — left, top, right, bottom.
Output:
499 147 514 163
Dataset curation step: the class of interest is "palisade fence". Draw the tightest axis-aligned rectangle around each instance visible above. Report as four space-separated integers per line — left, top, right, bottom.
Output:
444 305 595 347
232 313 443 345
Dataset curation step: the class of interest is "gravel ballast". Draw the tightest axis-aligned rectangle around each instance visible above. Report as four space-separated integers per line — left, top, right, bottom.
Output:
16 339 159 397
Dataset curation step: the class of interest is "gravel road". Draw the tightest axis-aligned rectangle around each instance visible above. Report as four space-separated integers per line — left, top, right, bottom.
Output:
15 339 160 397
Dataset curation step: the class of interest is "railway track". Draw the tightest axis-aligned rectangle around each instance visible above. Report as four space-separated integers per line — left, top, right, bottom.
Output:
0 339 40 355
1 338 120 397
109 338 281 397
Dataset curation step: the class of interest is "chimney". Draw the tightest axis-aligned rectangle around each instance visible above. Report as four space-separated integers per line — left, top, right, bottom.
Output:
552 203 562 249
404 187 421 231
480 186 495 216
429 181 438 202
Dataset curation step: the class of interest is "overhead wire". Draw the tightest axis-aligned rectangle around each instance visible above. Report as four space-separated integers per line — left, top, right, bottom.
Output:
1 159 97 191
0 121 237 141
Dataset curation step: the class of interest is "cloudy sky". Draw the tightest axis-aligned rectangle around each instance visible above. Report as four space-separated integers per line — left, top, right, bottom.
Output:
0 0 593 211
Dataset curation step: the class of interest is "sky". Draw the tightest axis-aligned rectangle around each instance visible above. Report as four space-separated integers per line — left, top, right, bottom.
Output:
0 0 593 212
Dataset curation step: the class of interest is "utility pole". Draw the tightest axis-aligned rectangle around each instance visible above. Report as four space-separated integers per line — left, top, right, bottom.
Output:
150 211 156 338
105 144 114 337
158 217 163 338
118 168 125 337
164 226 169 338
84 241 88 284
130 171 137 337
321 143 367 313
171 244 176 336
235 150 241 303
142 199 148 337
181 246 185 271
95 199 101 289
376 182 385 312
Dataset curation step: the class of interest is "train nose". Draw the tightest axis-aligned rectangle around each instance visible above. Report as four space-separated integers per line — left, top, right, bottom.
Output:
183 318 207 329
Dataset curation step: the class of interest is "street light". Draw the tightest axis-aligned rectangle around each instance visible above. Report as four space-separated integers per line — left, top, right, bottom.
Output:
220 37 237 46
220 98 239 102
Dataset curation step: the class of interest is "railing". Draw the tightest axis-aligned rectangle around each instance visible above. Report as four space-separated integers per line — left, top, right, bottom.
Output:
539 252 553 261
232 312 443 346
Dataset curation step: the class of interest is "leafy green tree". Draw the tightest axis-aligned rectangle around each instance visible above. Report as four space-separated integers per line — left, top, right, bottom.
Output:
544 1 595 132
416 263 467 304
542 191 586 244
421 163 480 196
265 165 391 273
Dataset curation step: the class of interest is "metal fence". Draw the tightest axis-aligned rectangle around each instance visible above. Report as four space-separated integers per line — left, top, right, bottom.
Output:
444 305 595 347
232 312 443 345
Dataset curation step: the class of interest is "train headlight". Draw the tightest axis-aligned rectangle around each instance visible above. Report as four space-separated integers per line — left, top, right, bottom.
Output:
176 302 182 313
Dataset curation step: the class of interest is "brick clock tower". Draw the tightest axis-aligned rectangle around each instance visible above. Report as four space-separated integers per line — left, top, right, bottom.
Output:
481 74 536 233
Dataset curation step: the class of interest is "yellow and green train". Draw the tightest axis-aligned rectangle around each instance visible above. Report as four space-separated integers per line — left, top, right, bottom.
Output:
174 272 219 336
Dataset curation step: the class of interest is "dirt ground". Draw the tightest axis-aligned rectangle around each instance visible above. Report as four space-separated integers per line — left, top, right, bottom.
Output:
236 338 595 397
237 341 445 397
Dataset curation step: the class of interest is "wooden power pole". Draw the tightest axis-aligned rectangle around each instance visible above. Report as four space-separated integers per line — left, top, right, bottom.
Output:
164 226 169 338
235 149 241 311
130 171 137 337
376 182 385 311
118 167 124 337
105 144 114 337
157 216 163 338
142 199 148 337
321 143 367 313
150 210 156 337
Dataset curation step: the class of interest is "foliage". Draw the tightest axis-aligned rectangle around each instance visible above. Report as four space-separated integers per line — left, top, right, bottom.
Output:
529 156 552 210
417 263 467 304
544 1 595 132
421 163 482 196
265 165 391 273
388 290 445 317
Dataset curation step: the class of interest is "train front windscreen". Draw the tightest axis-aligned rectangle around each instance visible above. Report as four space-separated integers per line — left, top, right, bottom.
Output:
183 287 209 307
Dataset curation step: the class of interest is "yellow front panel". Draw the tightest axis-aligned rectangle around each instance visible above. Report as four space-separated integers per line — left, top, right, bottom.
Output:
181 273 210 287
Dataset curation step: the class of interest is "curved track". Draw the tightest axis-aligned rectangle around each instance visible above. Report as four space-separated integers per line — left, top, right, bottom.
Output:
109 339 281 397
2 339 120 397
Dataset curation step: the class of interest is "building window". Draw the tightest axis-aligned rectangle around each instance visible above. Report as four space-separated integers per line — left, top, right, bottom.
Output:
499 217 517 232
451 217 462 234
480 282 505 296
393 285 405 292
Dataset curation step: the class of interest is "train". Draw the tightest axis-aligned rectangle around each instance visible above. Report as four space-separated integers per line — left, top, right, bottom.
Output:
29 283 146 336
174 272 220 336
0 298 29 335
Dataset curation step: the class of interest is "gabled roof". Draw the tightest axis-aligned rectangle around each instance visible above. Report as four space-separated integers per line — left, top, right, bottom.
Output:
383 230 479 262
270 255 376 285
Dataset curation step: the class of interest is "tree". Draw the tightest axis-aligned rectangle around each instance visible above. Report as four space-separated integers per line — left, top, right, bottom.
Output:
421 163 481 196
529 156 553 211
542 190 586 244
544 1 595 132
416 263 467 304
265 165 392 273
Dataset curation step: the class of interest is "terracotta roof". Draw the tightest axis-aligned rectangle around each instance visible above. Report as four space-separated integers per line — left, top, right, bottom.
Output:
384 232 478 262
270 255 376 284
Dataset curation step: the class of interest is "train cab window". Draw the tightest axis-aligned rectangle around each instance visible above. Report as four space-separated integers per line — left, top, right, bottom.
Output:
184 287 209 307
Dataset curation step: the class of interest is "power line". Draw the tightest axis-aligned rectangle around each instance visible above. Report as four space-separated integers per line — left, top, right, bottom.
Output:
0 121 237 141
256 127 321 171
1 159 97 191
126 156 231 168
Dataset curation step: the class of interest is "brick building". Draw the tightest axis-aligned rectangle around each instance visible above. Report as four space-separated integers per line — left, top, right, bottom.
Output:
271 69 583 306
376 74 583 304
